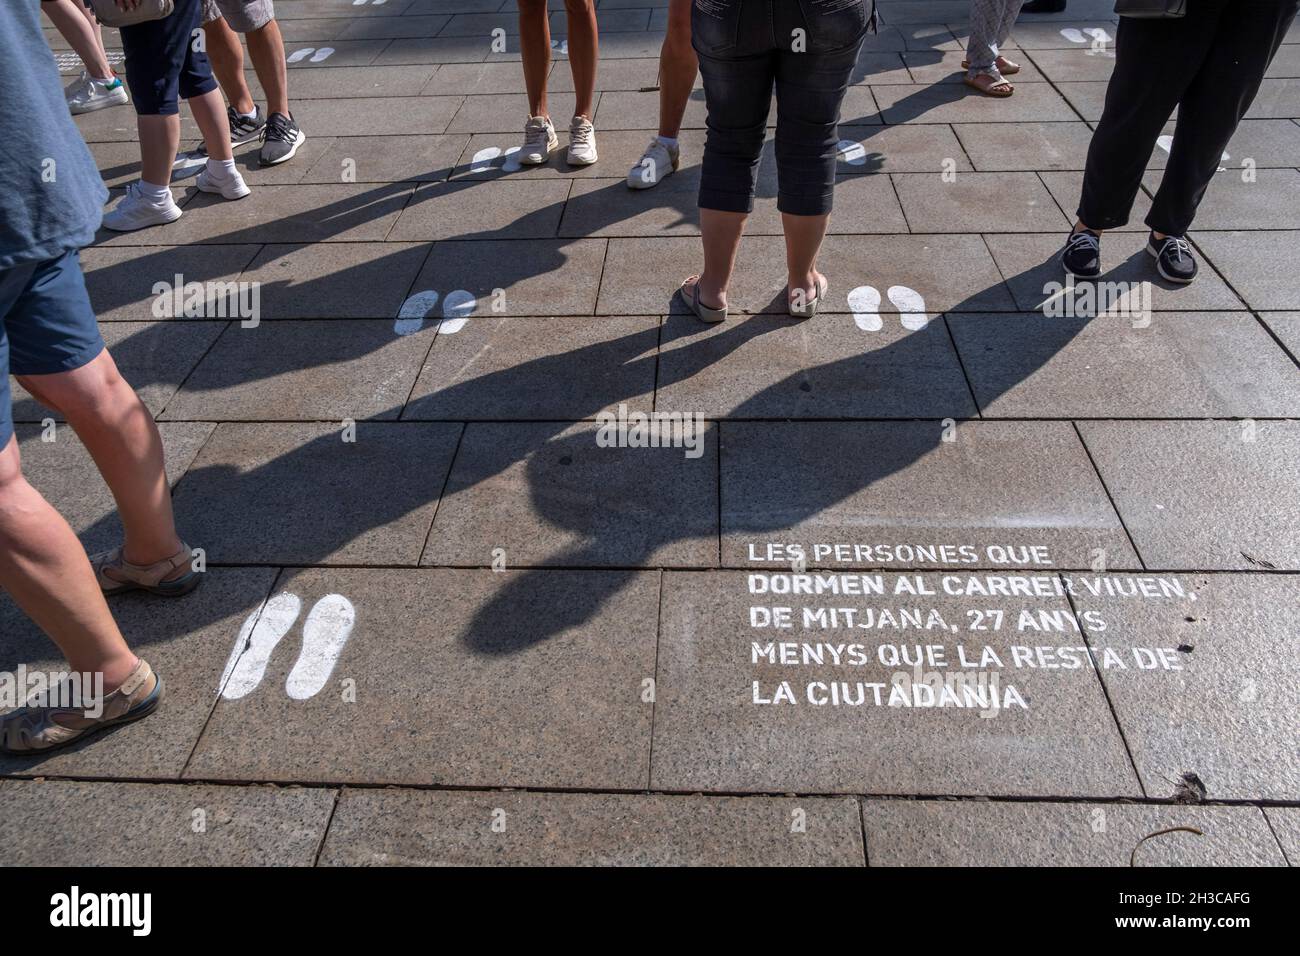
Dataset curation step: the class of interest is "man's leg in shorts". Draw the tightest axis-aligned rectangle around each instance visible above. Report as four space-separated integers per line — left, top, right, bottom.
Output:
202 9 257 116
205 1 290 117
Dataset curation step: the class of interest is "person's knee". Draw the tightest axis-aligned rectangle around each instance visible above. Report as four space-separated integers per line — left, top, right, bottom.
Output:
19 354 131 425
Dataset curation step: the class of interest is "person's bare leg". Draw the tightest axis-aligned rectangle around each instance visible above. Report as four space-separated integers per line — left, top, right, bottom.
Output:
245 21 290 117
188 88 235 161
518 0 552 117
0 436 138 688
658 0 696 138
42 0 114 79
17 352 183 571
137 114 181 186
693 208 748 309
563 0 598 119
201 16 255 115
782 211 831 305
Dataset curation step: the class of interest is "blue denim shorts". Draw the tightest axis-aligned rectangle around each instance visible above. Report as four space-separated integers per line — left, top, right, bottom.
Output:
0 250 105 449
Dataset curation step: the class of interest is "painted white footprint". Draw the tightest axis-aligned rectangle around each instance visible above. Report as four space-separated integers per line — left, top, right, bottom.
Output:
285 594 356 701
310 48 335 63
837 140 867 167
394 290 439 336
287 48 315 64
440 290 476 333
848 285 883 331
220 592 302 701
888 285 930 330
468 145 523 175
1157 135 1230 169
1059 28 1087 44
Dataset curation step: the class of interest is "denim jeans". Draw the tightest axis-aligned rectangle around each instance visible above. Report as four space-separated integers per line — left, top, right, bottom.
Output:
693 0 873 216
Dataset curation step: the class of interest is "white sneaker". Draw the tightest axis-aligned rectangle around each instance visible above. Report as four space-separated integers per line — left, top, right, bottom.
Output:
518 115 558 165
66 72 129 115
627 138 679 189
195 164 251 200
101 182 183 232
567 115 598 166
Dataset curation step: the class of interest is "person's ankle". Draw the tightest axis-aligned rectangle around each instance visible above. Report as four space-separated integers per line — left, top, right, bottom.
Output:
696 275 727 308
122 537 185 570
95 654 141 695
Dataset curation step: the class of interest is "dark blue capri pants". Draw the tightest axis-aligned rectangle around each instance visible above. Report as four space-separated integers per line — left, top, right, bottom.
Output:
693 0 873 216
119 0 218 116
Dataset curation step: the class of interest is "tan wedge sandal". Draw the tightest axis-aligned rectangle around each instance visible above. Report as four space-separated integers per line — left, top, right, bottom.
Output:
90 543 204 597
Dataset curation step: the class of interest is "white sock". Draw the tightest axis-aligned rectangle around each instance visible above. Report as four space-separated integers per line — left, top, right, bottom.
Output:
138 180 172 204
206 158 238 178
237 106 259 121
656 135 679 149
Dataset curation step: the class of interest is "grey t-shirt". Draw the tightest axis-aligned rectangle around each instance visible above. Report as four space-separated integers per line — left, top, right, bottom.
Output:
0 1 109 270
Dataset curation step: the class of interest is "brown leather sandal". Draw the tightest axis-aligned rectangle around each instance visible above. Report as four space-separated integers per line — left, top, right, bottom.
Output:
90 543 204 597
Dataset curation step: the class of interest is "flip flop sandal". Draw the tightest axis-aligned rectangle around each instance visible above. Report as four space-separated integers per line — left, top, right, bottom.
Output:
680 275 727 323
962 56 1021 75
90 543 204 597
963 74 1015 98
788 273 829 319
0 659 163 755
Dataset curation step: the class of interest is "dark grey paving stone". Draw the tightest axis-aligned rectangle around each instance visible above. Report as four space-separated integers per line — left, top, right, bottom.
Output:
872 83 1077 124
1268 42 1300 78
988 232 1245 312
953 122 1097 172
721 421 1140 570
448 91 594 133
291 95 463 135
1195 231 1300 311
276 16 353 43
404 315 658 420
424 421 717 568
1142 167 1300 230
863 801 1284 866
430 61 550 95
1245 79 1300 119
282 40 391 68
439 11 519 36
81 245 262 322
547 56 685 92
1024 47 1116 83
411 237 606 316
0 567 277 780
186 567 658 788
162 320 432 422
320 789 864 866
16 421 214 555
97 184 415 247
549 7 651 33
0 780 335 866
10 321 224 422
1009 21 1119 50
262 64 439 99
1260 312 1300 358
212 136 340 187
655 314 977 419
271 0 416 16
1054 80 1110 122
172 422 461 565
852 52 918 86
1073 574 1300 802
838 85 885 124
338 14 451 39
594 89 724 132
1078 421 1300 572
837 124 973 173
390 180 570 241
1263 808 1300 864
237 242 430 319
547 31 665 60
948 312 1300 418
862 24 962 53
1147 119 1300 171
373 36 492 65
75 105 200 143
650 570 1140 795
1038 169 1152 231
892 171 1069 233
598 234 1016 316
902 50 1046 85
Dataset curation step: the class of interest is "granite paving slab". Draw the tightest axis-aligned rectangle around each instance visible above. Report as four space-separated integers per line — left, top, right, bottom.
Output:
80 244 263 322
235 242 430 319
290 95 463 135
1141 168 1300 231
411 237 607 316
1260 312 1300 358
872 83 1077 124
1195 231 1300 311
1078 420 1300 571
170 422 462 565
953 122 1097 172
836 124 973 174
295 134 468 184
1264 808 1300 864
185 567 659 788
319 789 864 866
892 171 1070 233
390 179 571 241
0 781 335 866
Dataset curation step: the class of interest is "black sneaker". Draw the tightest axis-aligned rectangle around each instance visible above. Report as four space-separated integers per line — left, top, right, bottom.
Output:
1062 228 1102 279
260 112 305 166
1147 232 1198 284
1022 0 1067 12
228 104 266 146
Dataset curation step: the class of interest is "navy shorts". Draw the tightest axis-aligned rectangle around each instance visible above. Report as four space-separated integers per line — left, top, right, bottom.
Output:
120 0 218 116
0 251 105 450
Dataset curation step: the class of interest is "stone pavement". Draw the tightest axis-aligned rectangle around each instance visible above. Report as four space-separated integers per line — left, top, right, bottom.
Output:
3 0 1297 865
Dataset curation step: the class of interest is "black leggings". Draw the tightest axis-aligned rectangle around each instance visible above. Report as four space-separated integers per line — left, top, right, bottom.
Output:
1079 0 1299 236
693 0 872 217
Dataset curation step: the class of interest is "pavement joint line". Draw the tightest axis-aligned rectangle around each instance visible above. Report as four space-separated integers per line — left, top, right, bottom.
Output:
413 421 468 566
1070 420 1149 574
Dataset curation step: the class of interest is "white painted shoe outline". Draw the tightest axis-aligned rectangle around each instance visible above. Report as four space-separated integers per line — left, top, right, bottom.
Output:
394 290 439 336
287 48 315 64
220 592 302 701
468 145 523 175
1082 27 1113 44
1156 135 1230 170
1059 28 1087 44
285 594 356 701
848 285 883 331
837 139 867 166
888 284 930 330
440 290 476 333
310 48 335 63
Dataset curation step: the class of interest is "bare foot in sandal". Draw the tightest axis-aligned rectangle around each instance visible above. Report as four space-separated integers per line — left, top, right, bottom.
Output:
680 274 728 323
962 56 1020 75
964 72 1015 97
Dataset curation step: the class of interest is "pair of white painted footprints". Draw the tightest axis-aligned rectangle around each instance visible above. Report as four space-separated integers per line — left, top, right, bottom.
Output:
219 593 355 701
286 47 335 64
847 285 929 332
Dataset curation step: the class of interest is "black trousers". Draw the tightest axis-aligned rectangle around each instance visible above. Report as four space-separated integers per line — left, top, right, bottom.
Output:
1079 0 1299 235
693 0 873 216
